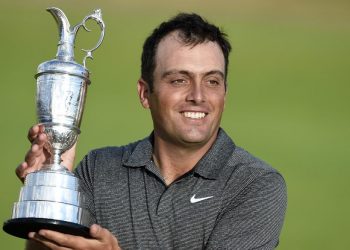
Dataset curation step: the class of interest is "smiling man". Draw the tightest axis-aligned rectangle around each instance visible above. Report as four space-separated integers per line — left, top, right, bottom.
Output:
138 31 227 184
19 13 287 250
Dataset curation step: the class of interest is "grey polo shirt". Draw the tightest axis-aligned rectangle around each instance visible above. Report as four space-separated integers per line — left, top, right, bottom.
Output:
75 129 287 249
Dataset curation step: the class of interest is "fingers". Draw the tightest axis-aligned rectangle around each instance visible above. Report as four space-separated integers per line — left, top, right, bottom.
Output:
15 162 30 183
28 226 121 250
39 230 73 245
16 145 44 182
29 232 71 250
30 230 83 249
16 125 49 182
89 224 104 240
25 135 47 165
90 224 120 248
27 124 44 143
24 134 47 166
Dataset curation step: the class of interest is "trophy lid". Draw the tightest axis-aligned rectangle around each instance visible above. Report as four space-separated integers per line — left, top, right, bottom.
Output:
35 7 105 80
36 59 90 82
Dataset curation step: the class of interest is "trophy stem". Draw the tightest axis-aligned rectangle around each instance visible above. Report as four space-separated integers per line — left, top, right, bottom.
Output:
49 150 67 171
53 150 62 165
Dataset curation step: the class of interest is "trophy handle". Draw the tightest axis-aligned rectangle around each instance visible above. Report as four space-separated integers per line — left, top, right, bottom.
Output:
73 9 106 67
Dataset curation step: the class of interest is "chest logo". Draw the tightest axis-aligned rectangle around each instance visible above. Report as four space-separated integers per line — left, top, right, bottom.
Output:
190 194 214 203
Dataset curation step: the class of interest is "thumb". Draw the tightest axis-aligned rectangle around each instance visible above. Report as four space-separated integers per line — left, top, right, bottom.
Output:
89 224 104 240
89 224 120 249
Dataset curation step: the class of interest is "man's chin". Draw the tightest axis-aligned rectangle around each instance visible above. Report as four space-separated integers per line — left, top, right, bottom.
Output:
178 133 213 147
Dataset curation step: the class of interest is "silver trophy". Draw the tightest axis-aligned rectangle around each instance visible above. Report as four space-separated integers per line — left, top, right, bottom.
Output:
3 7 105 239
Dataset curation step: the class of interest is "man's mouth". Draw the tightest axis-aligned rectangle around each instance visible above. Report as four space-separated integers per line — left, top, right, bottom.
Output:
182 112 207 119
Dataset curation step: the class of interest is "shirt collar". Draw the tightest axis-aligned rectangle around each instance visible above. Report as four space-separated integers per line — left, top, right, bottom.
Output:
192 129 235 179
122 134 154 167
122 129 235 180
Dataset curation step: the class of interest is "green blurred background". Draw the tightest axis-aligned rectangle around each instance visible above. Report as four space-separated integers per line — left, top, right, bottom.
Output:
1 0 349 249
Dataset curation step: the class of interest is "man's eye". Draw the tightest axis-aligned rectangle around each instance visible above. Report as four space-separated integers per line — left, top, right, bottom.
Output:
207 79 220 86
171 79 187 85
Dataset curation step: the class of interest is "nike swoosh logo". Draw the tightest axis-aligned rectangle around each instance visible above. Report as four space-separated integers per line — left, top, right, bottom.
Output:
190 194 214 203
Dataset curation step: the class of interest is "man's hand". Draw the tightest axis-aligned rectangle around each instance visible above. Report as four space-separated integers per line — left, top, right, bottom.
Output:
15 124 76 182
28 224 121 250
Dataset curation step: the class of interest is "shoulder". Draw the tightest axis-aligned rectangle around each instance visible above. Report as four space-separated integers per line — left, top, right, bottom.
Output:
221 145 287 208
74 138 145 179
231 146 278 174
227 145 285 183
213 129 286 197
215 129 283 181
89 141 139 163
208 145 287 248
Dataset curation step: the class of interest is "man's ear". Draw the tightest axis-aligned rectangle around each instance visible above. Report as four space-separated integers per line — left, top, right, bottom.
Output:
223 82 228 109
137 78 150 109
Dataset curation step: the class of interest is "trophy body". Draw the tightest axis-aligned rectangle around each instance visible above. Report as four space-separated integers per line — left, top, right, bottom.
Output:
3 7 105 239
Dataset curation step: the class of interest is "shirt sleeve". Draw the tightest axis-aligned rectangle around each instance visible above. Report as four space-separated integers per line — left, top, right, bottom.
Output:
205 172 287 250
74 151 97 222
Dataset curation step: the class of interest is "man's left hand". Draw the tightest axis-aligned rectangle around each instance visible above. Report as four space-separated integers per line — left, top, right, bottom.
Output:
28 224 121 250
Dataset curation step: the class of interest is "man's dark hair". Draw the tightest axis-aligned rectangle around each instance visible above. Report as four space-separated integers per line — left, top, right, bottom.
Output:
141 13 232 90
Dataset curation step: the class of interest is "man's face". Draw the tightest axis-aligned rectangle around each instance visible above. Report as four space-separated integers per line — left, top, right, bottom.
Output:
139 32 226 148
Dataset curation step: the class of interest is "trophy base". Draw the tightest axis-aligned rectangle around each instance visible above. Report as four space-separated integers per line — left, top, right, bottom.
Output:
3 218 90 239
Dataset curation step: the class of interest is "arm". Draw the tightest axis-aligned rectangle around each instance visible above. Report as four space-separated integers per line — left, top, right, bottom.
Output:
205 173 287 250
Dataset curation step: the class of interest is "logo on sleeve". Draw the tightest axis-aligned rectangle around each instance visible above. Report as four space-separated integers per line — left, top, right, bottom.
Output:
190 194 214 203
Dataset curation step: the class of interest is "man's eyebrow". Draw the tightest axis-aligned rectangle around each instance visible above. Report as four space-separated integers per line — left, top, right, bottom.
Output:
161 70 192 78
162 70 225 79
204 70 225 79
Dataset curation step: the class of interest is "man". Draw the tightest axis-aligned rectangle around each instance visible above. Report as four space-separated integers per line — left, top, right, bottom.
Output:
17 13 287 250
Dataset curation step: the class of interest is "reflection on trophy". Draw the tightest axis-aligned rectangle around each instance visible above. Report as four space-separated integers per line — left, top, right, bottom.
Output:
3 7 105 239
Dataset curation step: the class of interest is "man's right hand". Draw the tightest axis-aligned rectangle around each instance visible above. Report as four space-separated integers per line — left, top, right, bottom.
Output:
15 124 77 183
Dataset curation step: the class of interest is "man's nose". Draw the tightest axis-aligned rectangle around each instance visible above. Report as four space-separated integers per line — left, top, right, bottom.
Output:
186 82 205 103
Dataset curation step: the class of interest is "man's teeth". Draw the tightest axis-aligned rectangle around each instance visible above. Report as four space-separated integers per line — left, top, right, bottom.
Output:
183 112 206 119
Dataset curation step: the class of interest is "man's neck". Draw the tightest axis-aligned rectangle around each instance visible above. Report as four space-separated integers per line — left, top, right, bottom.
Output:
152 134 217 186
